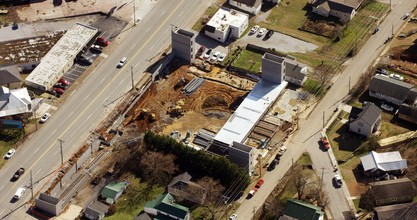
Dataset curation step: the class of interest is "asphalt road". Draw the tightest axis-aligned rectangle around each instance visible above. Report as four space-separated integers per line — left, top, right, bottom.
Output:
0 0 214 218
235 1 417 219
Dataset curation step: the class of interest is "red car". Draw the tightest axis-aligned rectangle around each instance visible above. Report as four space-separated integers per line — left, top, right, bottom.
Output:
320 137 331 150
96 37 109 46
59 78 70 86
196 45 206 57
255 179 264 188
52 87 65 95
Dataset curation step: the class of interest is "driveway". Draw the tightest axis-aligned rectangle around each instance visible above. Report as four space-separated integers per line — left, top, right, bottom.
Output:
237 29 318 53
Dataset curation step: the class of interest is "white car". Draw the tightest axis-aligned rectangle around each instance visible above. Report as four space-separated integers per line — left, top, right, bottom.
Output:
249 25 259 34
218 53 226 62
203 48 213 59
4 148 16 159
334 174 343 187
257 28 267 37
389 73 404 81
117 57 127 68
229 214 237 220
39 113 51 123
210 51 221 62
277 146 287 156
13 187 25 200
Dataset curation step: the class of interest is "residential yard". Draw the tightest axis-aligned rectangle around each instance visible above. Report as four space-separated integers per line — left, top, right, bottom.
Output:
0 128 24 167
302 78 324 96
104 173 165 220
231 49 263 74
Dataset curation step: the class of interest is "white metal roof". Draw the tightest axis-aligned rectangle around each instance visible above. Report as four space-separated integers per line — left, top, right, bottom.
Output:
25 23 98 90
360 151 408 172
0 86 31 117
214 80 287 146
206 8 248 32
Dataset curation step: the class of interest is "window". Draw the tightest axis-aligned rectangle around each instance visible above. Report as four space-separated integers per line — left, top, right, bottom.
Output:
358 122 363 127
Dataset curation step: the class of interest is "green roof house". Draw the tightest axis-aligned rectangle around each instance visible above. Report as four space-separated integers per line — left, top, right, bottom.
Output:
283 199 324 220
144 193 190 220
100 181 128 204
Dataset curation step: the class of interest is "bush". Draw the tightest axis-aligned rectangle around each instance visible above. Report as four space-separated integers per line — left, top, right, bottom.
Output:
144 131 250 189
107 204 117 216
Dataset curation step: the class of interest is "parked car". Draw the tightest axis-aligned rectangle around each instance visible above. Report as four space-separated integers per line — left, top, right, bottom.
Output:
96 37 109 46
11 22 18 30
277 146 287 156
320 137 330 150
52 87 65 95
90 44 103 53
210 51 221 62
13 187 25 200
264 30 274 40
117 57 128 68
59 78 70 86
53 83 66 90
389 73 404 81
376 67 388 75
381 103 394 112
402 12 411 20
267 159 277 171
196 45 206 57
39 113 51 123
4 148 15 159
247 188 258 198
229 214 237 220
334 174 343 187
257 28 267 37
203 48 213 59
255 179 264 188
372 27 380 35
218 53 226 62
249 25 259 35
12 168 25 181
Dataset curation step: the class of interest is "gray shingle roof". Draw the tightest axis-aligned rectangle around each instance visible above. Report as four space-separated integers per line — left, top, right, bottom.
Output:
231 0 262 7
369 74 414 102
370 178 415 202
0 66 21 85
353 103 382 126
374 203 417 220
285 59 307 81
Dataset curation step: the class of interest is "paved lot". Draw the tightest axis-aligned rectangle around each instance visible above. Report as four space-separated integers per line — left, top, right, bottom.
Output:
237 29 318 53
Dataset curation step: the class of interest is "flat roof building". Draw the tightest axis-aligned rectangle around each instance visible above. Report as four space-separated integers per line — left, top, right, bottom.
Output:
204 7 248 43
25 23 98 91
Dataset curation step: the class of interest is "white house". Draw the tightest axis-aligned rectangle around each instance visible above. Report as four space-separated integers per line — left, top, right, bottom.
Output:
311 0 363 23
360 151 407 175
229 0 263 15
0 86 31 117
205 7 249 43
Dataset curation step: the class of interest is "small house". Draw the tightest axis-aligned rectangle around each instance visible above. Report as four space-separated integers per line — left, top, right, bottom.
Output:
168 172 206 205
368 178 415 207
100 181 128 204
84 201 109 220
228 0 263 15
310 0 364 23
144 193 190 220
373 203 417 220
360 151 407 176
349 103 382 137
282 199 324 220
368 74 416 106
0 66 22 89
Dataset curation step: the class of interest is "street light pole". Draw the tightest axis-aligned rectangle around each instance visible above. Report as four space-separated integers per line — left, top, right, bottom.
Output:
30 169 34 199
131 66 135 90
58 139 64 165
133 0 136 26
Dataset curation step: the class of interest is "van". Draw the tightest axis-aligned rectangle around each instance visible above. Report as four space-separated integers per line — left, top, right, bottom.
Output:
13 187 25 200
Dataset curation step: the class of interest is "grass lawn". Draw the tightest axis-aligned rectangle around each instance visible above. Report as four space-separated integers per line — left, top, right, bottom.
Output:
232 49 263 73
0 128 24 167
303 78 324 96
104 173 164 220
260 0 330 46
297 152 312 165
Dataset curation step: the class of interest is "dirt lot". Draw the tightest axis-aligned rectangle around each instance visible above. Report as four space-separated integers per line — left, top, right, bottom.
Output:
383 17 417 84
122 63 249 137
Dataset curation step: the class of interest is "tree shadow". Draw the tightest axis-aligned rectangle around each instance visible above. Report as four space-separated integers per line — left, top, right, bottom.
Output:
333 123 365 152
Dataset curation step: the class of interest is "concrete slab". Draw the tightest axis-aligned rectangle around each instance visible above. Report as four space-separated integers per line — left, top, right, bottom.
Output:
54 205 83 220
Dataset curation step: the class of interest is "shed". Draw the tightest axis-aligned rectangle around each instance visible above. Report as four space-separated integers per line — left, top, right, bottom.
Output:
84 201 109 220
100 181 128 204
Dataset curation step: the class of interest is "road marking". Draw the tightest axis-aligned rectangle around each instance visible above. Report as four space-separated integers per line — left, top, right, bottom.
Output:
99 77 106 84
35 169 42 176
83 94 90 101
12 0 186 189
86 113 93 120
34 147 40 154
51 130 57 136
145 26 151 33
67 111 74 119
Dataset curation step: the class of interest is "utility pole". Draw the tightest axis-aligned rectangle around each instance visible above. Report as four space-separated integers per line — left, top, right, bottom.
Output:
30 169 34 199
133 0 136 26
322 111 325 128
320 167 325 190
348 76 351 93
131 66 135 90
391 24 394 38
58 139 64 165
33 107 37 131
258 154 262 177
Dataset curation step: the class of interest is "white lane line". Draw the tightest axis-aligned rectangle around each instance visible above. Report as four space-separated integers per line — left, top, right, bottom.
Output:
99 77 106 84
83 94 90 101
34 147 40 154
51 130 57 135
67 111 74 119
35 169 42 176
0 210 4 216
86 113 93 120
161 9 167 15
145 26 152 33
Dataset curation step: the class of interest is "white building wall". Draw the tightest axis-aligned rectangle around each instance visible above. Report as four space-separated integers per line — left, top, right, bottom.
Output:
204 28 229 43
229 0 262 14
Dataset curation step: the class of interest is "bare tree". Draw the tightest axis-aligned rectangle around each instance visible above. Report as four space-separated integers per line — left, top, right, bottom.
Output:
294 168 308 200
139 151 178 185
192 177 225 219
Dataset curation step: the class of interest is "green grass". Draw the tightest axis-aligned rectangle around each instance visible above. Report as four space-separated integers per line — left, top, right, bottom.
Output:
104 173 164 220
302 78 324 96
231 49 263 73
0 128 24 168
413 195 417 202
352 198 363 211
297 152 312 165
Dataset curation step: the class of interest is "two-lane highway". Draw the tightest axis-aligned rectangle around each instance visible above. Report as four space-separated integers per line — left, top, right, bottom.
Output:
0 0 216 218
